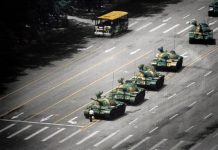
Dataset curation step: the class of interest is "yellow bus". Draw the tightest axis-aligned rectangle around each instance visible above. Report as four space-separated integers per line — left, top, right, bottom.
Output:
94 11 128 36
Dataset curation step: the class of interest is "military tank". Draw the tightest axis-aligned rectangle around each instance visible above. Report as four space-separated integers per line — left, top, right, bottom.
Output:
151 47 183 71
189 20 214 44
109 78 145 105
208 0 218 16
130 65 164 90
84 91 126 120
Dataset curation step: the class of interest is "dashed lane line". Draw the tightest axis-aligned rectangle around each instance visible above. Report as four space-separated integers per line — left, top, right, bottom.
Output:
209 20 217 26
0 119 84 128
149 106 158 112
190 143 201 150
186 82 196 88
77 45 93 51
177 25 193 34
24 127 49 140
149 127 158 134
112 134 133 149
0 124 15 133
128 137 150 150
149 23 166 32
198 6 205 11
59 129 81 144
136 22 152 31
188 101 197 108
213 27 218 32
204 71 213 77
163 17 172 22
128 21 138 28
183 14 190 19
41 128 65 142
130 49 141 55
149 138 168 150
203 113 213 120
76 131 100 145
169 140 184 150
163 24 180 33
105 47 116 53
7 125 32 139
94 130 119 147
167 93 177 100
185 126 194 133
129 118 138 125
169 114 178 120
207 90 214 96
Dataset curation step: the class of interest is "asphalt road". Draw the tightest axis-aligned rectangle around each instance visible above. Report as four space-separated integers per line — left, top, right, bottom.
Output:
0 0 218 149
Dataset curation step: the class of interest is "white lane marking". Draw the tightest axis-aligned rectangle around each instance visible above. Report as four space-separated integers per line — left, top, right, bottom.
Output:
203 113 213 120
185 126 194 132
198 6 205 11
167 93 177 100
149 23 166 32
129 118 139 125
40 115 54 122
7 125 32 139
105 47 116 53
207 90 214 96
149 138 168 150
213 27 218 32
170 140 184 150
128 137 150 150
183 14 190 19
0 119 84 127
149 127 159 134
41 128 65 142
188 101 197 108
77 45 93 51
129 21 138 28
0 124 15 133
59 129 81 144
190 142 201 150
209 20 217 26
210 145 218 150
181 52 188 58
163 24 180 33
68 117 78 125
163 17 172 22
204 71 213 77
177 25 193 34
169 114 178 120
149 106 158 112
136 22 152 31
11 112 24 119
94 130 119 147
24 127 49 140
112 134 133 149
76 131 100 145
130 49 141 55
186 82 196 88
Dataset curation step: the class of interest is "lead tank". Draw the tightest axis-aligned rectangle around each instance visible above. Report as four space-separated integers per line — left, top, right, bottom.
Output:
109 78 145 105
189 20 214 44
130 65 164 90
151 47 183 71
84 91 126 120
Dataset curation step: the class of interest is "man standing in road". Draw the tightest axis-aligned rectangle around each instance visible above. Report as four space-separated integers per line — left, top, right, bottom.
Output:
89 108 94 122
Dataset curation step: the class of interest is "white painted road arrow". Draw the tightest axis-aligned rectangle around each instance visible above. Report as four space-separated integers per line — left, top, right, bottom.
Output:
11 112 24 119
40 115 54 122
68 117 78 124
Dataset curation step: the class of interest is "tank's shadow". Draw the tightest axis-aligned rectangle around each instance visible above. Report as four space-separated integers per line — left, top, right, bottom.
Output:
189 39 216 45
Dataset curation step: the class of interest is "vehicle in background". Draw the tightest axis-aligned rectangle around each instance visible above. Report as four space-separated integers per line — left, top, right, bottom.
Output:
84 92 126 120
151 47 183 71
130 65 164 90
189 20 214 44
109 78 145 105
94 11 128 36
208 0 218 16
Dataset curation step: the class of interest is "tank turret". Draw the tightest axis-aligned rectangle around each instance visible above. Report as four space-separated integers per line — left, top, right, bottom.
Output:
151 47 183 71
84 92 126 120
